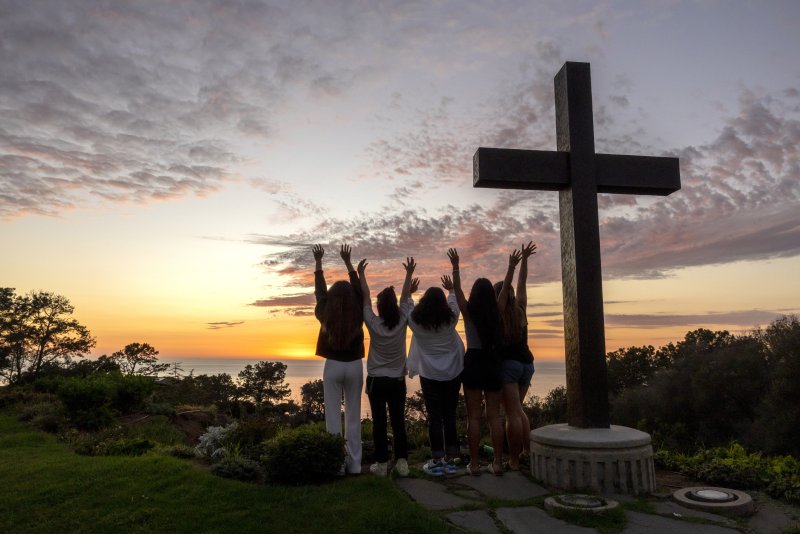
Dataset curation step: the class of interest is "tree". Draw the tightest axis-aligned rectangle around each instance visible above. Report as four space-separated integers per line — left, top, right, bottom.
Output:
300 379 325 421
237 361 290 407
606 345 667 396
0 288 95 383
110 342 168 376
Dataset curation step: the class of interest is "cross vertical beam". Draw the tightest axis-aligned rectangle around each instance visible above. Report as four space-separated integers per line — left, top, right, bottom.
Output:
472 61 680 429
556 62 609 428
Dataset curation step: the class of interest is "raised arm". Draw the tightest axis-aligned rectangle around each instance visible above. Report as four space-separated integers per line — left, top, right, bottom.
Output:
498 248 522 308
357 259 370 307
312 244 327 320
446 248 468 315
400 257 416 303
340 244 355 273
516 241 536 310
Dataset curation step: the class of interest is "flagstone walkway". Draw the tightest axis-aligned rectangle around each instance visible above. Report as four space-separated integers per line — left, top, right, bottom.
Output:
393 466 800 533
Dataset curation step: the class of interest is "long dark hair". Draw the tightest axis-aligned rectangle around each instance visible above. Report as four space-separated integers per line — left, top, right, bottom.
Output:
323 280 362 350
493 281 526 344
468 278 500 350
376 286 400 330
411 287 455 331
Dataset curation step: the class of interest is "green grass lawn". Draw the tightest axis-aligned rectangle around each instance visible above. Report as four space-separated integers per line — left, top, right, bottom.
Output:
0 413 454 533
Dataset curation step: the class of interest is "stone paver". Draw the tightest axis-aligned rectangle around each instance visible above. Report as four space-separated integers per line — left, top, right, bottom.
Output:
653 501 738 527
395 477 473 510
458 470 549 500
623 511 739 534
746 499 800 534
446 510 500 534
495 506 595 533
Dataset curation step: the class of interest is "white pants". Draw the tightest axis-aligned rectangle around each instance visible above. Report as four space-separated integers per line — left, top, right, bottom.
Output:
323 358 363 474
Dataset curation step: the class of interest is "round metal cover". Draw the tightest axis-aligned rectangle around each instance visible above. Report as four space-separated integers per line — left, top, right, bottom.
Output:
689 489 737 502
559 494 604 508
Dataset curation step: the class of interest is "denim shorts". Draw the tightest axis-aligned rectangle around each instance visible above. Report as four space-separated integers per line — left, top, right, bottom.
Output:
501 360 534 386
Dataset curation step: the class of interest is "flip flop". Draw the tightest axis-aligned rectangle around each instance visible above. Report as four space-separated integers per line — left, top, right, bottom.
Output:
466 463 481 476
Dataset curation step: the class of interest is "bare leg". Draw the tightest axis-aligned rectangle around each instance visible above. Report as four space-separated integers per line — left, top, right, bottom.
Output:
502 383 524 470
519 384 531 456
463 387 483 471
485 390 505 472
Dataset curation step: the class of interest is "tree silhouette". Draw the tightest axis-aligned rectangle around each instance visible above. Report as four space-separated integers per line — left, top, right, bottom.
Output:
1 288 95 383
237 361 290 407
111 342 168 376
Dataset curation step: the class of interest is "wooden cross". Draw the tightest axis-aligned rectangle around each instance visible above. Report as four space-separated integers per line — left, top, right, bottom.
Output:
474 62 680 428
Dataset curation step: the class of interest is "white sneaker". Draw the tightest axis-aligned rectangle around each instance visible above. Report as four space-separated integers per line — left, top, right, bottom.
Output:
394 458 409 477
369 462 388 476
422 458 445 476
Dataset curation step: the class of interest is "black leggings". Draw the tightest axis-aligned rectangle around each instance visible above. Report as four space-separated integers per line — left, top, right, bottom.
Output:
366 375 408 462
420 375 461 458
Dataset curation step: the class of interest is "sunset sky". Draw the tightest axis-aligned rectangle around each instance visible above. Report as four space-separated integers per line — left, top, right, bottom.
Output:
2 1 799 362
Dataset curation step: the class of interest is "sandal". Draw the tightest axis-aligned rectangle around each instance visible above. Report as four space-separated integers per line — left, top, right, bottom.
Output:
466 463 481 476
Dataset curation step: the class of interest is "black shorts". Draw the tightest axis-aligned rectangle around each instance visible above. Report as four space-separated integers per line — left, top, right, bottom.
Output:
461 348 502 392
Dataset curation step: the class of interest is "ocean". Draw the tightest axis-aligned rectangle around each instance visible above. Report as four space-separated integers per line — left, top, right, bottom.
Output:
160 357 567 419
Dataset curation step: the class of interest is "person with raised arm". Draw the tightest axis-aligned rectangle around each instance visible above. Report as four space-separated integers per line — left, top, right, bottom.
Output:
444 248 504 476
494 241 537 471
313 243 365 475
358 258 418 477
401 257 465 476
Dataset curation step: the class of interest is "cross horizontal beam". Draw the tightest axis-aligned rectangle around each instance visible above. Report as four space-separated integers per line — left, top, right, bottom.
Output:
473 147 680 195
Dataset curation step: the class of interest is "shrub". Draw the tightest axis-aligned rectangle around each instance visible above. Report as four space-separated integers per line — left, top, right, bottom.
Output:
99 437 154 456
211 457 263 482
56 372 154 429
145 401 176 417
195 422 239 460
655 442 800 505
72 426 154 456
261 425 344 485
227 415 283 461
30 412 66 433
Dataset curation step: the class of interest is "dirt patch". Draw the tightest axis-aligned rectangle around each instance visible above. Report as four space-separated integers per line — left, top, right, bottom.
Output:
173 410 229 445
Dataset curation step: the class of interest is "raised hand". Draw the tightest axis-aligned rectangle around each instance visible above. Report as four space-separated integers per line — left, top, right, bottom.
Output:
340 244 352 262
357 259 368 275
403 257 416 275
410 277 420 294
312 244 324 261
509 249 523 267
447 248 459 268
521 241 537 259
441 274 454 291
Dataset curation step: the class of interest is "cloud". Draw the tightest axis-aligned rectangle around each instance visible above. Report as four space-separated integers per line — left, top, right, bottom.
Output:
604 310 792 329
207 321 245 330
357 74 800 280
250 294 315 307
0 1 374 220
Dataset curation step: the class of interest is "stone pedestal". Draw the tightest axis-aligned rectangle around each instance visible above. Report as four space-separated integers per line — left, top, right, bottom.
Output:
530 424 655 495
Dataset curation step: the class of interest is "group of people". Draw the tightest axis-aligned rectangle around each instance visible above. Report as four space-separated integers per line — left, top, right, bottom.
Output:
312 241 536 477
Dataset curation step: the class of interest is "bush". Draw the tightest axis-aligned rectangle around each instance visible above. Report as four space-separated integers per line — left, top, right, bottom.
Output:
211 457 263 482
30 412 67 433
525 386 567 427
261 425 344 485
56 372 154 429
73 427 154 456
227 415 283 461
195 422 239 460
655 442 800 505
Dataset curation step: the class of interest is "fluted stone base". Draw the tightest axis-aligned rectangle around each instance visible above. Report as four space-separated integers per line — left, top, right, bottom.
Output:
530 424 655 495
